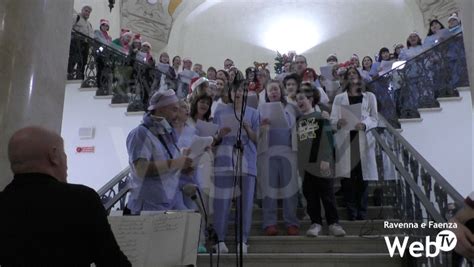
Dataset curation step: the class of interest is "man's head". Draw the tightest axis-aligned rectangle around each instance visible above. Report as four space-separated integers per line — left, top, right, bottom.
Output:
148 90 180 123
224 58 234 70
294 55 307 75
193 63 203 73
81 6 92 20
8 127 68 183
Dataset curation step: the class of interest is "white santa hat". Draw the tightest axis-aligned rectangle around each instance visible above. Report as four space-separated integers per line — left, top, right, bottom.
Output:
190 77 209 92
142 41 152 49
120 28 133 38
448 13 460 23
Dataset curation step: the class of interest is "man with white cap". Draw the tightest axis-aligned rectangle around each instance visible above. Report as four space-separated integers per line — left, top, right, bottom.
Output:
126 90 194 214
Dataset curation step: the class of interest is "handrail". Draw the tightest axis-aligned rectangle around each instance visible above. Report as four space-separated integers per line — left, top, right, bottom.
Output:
97 167 130 197
367 31 463 86
377 115 464 206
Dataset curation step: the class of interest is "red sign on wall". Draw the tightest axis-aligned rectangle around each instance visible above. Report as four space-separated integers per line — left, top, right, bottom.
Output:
76 146 95 153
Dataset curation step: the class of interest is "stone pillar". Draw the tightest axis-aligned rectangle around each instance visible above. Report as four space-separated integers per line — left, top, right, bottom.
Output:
0 0 74 189
457 0 473 103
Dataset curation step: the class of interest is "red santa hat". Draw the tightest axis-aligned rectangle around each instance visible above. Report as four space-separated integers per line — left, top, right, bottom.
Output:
133 34 142 43
100 19 110 27
189 77 209 93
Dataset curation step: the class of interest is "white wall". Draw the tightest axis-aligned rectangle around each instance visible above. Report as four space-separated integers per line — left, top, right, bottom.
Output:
73 0 122 40
166 0 425 73
400 89 473 197
61 83 141 190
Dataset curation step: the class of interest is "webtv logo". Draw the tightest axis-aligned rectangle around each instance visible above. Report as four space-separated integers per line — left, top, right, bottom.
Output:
384 230 457 258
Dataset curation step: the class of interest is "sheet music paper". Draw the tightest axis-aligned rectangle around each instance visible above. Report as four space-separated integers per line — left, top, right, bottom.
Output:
340 103 362 131
108 212 200 267
258 102 289 129
195 120 219 137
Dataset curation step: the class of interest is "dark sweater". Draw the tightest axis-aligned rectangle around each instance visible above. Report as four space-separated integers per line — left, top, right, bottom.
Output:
0 173 131 267
296 111 335 177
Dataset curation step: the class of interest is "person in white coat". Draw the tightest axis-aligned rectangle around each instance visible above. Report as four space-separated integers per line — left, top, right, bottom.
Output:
330 66 378 220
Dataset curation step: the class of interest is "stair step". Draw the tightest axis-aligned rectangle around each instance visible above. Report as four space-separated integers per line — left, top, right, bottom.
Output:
230 206 394 221
398 118 423 123
457 86 470 91
221 235 397 253
109 103 129 108
197 253 403 267
418 107 442 112
437 96 462 102
66 79 82 84
94 95 113 99
78 87 97 92
125 111 145 116
227 219 402 236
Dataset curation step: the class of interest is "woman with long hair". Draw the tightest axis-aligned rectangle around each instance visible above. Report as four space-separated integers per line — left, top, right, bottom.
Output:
330 66 379 221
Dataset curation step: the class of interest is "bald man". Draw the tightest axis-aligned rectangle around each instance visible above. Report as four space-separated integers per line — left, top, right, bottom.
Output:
0 127 131 266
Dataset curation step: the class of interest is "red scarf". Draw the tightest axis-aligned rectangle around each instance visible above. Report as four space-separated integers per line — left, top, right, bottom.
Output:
101 30 112 43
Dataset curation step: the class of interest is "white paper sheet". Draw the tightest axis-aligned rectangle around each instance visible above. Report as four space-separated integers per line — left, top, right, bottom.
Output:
220 113 247 136
340 103 362 131
320 65 334 80
108 212 201 267
258 102 289 129
378 60 395 76
246 94 259 109
195 120 219 137
188 136 214 161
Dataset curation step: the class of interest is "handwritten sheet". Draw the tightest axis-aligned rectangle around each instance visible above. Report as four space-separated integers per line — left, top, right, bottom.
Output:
340 103 362 131
195 120 219 137
108 212 201 267
258 102 289 129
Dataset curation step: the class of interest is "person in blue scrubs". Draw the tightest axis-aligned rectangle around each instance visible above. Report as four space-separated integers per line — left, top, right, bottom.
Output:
258 80 299 236
212 79 259 254
126 90 194 214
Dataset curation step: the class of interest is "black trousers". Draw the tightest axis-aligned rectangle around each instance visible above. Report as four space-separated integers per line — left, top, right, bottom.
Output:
67 39 89 79
302 172 339 225
341 165 369 220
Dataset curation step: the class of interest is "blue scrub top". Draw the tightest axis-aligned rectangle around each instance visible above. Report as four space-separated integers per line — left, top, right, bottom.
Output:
126 118 182 213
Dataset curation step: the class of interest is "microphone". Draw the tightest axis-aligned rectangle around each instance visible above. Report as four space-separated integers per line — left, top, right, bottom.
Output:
182 183 208 223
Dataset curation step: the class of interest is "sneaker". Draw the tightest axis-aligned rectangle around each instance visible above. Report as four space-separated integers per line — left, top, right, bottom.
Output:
197 245 207 253
264 225 278 236
287 225 299 236
306 223 322 237
329 223 346 237
236 243 249 254
214 241 229 253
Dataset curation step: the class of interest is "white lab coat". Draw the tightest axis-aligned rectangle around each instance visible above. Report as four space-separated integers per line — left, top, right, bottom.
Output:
330 91 379 181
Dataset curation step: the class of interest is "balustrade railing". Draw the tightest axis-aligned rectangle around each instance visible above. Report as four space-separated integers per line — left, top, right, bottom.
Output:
367 32 469 128
67 31 155 112
372 116 471 266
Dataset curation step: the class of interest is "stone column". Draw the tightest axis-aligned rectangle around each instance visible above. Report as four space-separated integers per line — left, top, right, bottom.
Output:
0 0 74 189
457 0 473 103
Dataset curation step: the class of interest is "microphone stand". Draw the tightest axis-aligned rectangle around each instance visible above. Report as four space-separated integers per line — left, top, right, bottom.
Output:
196 189 219 267
232 84 248 267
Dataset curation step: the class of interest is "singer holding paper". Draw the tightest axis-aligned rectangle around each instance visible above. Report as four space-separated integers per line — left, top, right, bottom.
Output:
258 80 300 236
212 80 259 254
126 90 194 214
330 67 379 221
